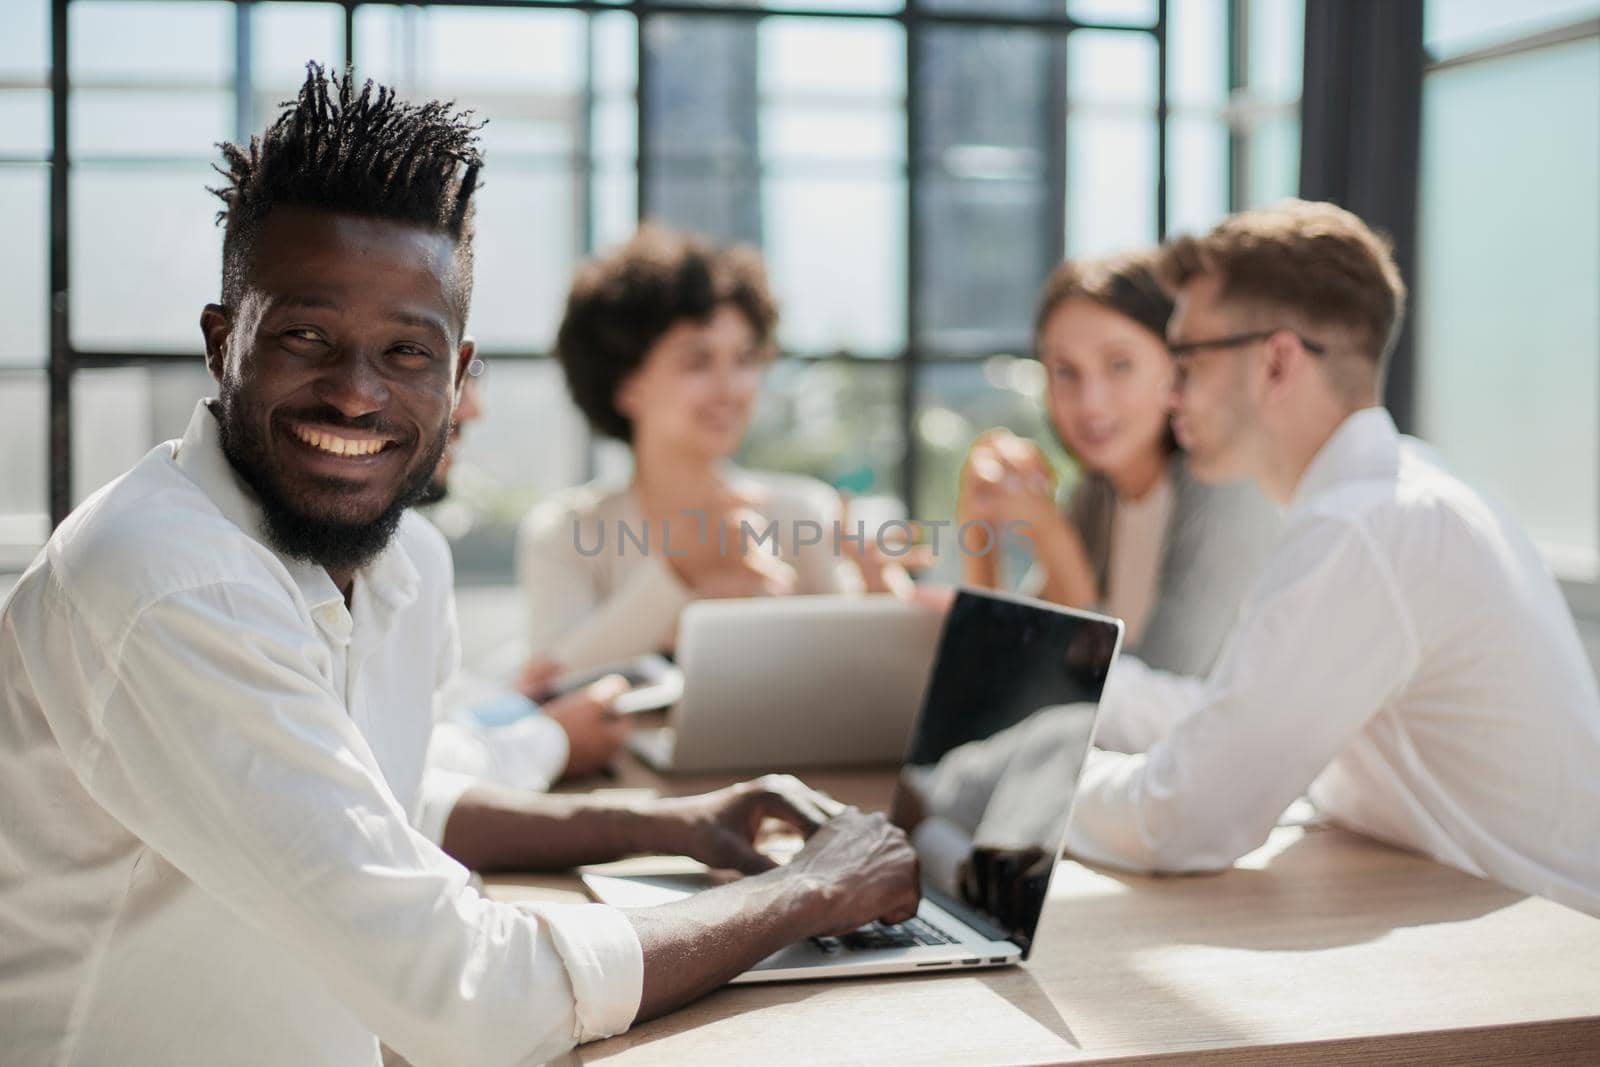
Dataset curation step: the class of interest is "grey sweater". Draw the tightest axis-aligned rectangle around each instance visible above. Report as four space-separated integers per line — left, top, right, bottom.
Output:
1061 455 1281 677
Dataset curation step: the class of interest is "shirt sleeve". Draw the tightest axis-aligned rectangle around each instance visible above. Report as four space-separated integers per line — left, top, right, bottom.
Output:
425 711 571 810
518 502 693 672
1091 654 1209 754
58 579 643 1067
1066 517 1421 873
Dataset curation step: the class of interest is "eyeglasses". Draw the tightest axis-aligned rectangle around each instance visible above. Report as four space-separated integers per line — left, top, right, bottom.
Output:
1167 329 1326 360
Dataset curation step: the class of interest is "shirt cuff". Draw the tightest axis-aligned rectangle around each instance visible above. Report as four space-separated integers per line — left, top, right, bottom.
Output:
415 767 480 846
525 900 645 1044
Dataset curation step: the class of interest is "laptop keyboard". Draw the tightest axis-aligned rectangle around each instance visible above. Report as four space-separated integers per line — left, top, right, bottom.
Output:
811 915 961 955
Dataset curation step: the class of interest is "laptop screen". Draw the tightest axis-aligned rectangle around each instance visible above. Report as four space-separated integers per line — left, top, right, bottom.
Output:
890 588 1121 958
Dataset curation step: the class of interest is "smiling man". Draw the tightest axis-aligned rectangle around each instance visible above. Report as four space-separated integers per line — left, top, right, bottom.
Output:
1064 200 1600 915
0 66 918 1067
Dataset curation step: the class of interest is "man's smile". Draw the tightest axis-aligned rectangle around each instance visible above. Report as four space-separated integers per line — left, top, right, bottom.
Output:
280 418 407 472
290 421 396 456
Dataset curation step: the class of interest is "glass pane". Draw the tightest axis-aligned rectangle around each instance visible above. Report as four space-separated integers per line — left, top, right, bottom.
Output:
467 166 584 353
643 15 761 244
759 18 906 168
1167 115 1229 236
646 172 763 248
645 14 760 165
422 9 587 93
1425 0 1599 61
425 358 591 582
917 25 1061 353
682 0 901 8
593 95 638 163
1167 0 1228 109
1068 0 1157 26
0 166 48 368
739 358 904 498
1417 37 1600 578
247 3 345 133
70 164 223 352
594 12 638 96
0 90 50 157
763 176 906 356
71 363 214 507
1067 113 1158 256
913 357 1074 580
70 2 233 85
1247 0 1304 101
0 0 49 81
355 6 587 161
0 371 48 571
919 177 1052 354
1068 29 1157 108
1243 113 1298 207
917 0 1064 15
917 27 1060 172
592 166 639 253
760 18 903 99
71 90 232 158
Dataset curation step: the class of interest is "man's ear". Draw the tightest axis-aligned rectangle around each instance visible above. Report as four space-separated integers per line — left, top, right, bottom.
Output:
454 336 476 395
200 304 232 384
1260 329 1303 399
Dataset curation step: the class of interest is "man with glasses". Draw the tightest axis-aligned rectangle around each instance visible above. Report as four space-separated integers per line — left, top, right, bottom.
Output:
1065 200 1600 915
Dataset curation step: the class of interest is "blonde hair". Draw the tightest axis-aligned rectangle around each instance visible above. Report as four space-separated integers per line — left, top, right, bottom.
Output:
1159 200 1407 379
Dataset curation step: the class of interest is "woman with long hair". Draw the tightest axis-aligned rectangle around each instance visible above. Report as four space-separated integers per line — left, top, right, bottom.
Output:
957 249 1277 676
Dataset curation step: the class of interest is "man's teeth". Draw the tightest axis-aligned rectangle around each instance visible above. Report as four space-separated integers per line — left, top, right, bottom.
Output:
293 426 388 457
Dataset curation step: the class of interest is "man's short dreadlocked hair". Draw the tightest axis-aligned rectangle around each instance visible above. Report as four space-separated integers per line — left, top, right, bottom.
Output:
211 62 485 324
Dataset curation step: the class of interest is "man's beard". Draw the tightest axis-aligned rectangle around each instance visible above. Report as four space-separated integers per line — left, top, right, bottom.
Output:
213 392 449 574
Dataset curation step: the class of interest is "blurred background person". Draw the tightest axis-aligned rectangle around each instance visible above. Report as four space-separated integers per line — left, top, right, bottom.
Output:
425 345 632 785
956 249 1279 677
518 224 879 675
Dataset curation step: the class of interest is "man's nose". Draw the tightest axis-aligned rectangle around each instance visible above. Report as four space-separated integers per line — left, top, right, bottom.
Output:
313 348 390 417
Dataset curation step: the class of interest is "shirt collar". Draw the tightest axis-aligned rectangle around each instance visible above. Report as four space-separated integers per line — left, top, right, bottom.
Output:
170 399 418 622
1288 406 1401 515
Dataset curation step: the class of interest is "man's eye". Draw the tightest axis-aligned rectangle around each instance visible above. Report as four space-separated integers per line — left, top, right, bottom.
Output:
390 344 434 363
284 328 323 343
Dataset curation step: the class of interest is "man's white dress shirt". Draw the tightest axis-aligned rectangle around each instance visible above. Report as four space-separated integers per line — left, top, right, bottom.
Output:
1068 408 1600 915
0 402 643 1066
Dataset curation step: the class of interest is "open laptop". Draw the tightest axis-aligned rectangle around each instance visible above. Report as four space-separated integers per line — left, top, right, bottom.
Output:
628 595 944 774
588 587 1123 982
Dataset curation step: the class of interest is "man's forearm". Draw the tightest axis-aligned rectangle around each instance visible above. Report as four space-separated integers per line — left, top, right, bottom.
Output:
441 782 665 872
627 867 828 1021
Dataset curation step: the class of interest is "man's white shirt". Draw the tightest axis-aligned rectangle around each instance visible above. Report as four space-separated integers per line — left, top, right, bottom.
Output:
1068 407 1600 915
0 401 643 1066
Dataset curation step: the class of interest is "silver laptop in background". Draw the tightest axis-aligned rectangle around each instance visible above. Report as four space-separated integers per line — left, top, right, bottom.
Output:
590 587 1123 982
628 595 943 774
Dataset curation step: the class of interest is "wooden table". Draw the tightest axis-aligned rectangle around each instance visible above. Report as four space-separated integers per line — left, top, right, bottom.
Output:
488 763 1600 1065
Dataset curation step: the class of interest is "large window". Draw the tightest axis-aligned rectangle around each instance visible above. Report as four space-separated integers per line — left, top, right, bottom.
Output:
3 0 1301 580
1415 3 1600 592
